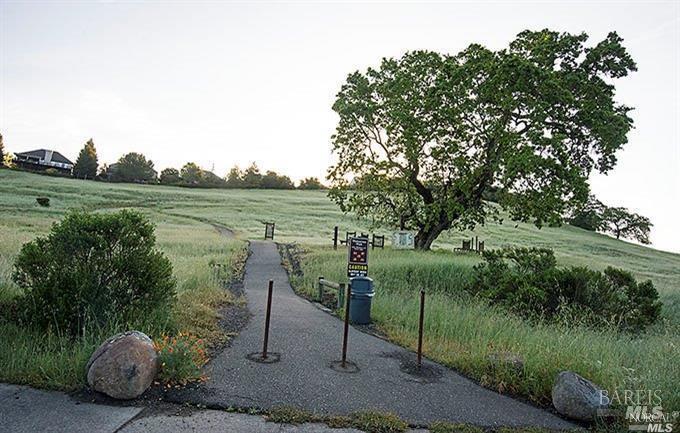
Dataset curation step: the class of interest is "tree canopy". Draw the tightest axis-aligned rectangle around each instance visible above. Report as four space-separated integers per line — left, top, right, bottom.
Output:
72 139 98 179
159 168 181 185
601 206 652 244
568 195 606 232
109 152 157 183
298 177 326 190
328 30 637 249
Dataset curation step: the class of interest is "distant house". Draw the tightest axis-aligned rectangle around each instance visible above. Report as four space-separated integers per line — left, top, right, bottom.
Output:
14 149 74 174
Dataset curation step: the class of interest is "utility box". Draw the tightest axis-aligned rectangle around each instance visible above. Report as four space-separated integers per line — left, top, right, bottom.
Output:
349 276 374 324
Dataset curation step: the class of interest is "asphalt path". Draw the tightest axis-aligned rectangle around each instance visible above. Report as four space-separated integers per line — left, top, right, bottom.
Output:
180 241 575 429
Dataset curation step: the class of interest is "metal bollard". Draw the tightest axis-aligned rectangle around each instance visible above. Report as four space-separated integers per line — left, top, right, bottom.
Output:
341 284 351 368
262 280 273 359
417 289 425 368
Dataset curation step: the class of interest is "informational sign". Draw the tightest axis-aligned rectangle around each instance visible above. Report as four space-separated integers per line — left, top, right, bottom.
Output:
264 222 275 240
347 237 369 278
392 231 415 249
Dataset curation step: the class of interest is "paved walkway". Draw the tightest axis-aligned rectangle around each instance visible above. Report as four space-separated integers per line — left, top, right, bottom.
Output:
0 383 395 433
178 241 575 429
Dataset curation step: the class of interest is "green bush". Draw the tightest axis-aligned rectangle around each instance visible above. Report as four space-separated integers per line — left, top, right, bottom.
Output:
470 247 662 331
12 210 176 335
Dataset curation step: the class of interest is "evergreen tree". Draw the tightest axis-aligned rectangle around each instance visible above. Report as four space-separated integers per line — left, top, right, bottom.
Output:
73 139 98 179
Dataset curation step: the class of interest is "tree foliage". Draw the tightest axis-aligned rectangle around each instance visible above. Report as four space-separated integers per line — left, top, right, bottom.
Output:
568 195 605 231
0 132 4 167
160 167 181 185
601 206 652 244
242 163 263 188
298 177 326 190
261 170 294 189
72 138 99 179
109 152 157 183
328 30 637 249
225 166 244 188
225 163 296 189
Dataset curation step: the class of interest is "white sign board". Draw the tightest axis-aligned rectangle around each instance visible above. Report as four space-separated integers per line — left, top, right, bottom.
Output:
392 231 415 249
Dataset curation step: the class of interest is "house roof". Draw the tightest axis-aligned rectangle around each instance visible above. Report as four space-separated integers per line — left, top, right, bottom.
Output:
15 149 74 165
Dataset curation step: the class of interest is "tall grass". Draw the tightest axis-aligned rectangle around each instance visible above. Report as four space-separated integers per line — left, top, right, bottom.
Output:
0 206 245 390
1 170 678 405
291 246 680 411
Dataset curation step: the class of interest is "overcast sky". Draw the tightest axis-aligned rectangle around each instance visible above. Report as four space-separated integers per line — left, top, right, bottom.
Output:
1 1 678 252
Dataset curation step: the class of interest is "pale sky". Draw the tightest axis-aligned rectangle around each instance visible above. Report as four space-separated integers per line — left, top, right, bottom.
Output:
1 1 679 252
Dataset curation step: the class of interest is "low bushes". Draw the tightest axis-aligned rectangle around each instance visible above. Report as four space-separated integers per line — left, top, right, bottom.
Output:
154 332 208 385
470 247 662 331
12 210 176 335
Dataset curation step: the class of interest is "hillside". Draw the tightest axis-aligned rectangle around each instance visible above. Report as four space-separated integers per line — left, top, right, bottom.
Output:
2 169 678 303
1 169 678 409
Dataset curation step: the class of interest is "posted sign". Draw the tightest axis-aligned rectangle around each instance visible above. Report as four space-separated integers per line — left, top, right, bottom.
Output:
347 237 369 278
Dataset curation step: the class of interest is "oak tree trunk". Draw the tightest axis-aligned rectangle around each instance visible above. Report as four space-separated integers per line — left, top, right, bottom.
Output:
414 222 449 250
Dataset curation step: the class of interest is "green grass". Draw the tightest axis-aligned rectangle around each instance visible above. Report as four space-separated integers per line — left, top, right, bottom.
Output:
0 170 246 389
290 246 679 411
0 170 678 411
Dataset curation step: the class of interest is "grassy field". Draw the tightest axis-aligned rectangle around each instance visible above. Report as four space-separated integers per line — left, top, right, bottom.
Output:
0 169 678 411
289 247 679 411
0 170 246 389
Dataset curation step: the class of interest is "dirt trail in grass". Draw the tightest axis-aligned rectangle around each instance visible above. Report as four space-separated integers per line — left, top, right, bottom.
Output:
172 241 576 429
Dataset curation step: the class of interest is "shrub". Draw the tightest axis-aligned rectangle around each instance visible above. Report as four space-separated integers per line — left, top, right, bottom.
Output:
154 332 207 385
12 210 176 335
470 247 662 331
35 197 50 207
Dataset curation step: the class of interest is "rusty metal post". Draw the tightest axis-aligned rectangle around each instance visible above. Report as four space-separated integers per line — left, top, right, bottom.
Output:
417 289 425 368
262 280 274 359
333 226 338 250
341 283 352 368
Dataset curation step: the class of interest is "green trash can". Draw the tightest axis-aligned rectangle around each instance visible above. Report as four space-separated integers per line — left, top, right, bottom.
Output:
349 277 374 324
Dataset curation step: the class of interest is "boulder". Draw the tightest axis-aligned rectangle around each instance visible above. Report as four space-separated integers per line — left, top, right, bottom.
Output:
86 331 158 400
552 371 609 421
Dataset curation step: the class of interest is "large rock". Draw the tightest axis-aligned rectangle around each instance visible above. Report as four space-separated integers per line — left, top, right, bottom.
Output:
86 331 158 400
552 371 609 421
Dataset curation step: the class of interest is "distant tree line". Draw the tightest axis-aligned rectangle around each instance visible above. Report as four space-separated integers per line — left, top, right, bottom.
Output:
0 134 325 190
568 195 653 244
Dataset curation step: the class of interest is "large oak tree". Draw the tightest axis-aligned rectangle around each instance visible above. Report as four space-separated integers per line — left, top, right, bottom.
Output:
328 30 637 249
601 206 652 244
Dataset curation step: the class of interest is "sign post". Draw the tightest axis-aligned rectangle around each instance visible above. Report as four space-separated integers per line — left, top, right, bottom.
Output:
347 236 369 278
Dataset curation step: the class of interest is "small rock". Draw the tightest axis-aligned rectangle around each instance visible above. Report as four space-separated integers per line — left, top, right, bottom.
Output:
552 371 609 421
487 351 524 374
86 331 158 400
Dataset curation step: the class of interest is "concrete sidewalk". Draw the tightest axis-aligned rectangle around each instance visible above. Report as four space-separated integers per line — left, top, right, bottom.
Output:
0 383 412 433
175 241 575 429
